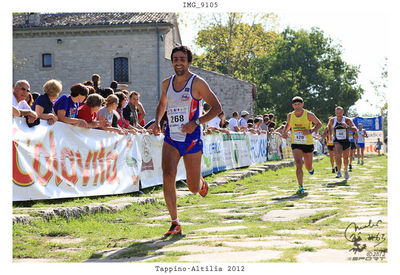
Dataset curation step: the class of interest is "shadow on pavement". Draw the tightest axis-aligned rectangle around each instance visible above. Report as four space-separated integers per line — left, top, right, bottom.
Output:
321 180 349 188
271 192 308 203
85 234 185 262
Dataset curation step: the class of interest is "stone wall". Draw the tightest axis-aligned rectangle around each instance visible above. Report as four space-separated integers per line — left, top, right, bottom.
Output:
13 29 169 117
190 66 255 118
13 28 255 121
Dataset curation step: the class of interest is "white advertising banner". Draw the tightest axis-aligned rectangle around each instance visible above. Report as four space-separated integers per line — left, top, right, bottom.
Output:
202 133 226 175
267 134 282 160
248 133 268 164
222 132 252 169
13 118 291 201
135 134 187 189
13 118 140 201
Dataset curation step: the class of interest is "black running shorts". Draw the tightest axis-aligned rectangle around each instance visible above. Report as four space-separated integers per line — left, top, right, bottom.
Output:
291 144 314 153
334 139 351 150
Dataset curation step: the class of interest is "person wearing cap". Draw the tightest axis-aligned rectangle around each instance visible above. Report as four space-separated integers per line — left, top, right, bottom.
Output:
238 110 249 130
282 96 322 194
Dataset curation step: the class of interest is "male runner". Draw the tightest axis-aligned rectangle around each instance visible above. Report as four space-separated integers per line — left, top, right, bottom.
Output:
348 129 358 171
282 96 322 194
356 123 368 165
322 124 336 173
153 46 222 236
328 106 357 179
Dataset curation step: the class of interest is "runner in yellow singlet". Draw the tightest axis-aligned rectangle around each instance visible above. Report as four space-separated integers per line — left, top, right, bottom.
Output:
282 96 322 194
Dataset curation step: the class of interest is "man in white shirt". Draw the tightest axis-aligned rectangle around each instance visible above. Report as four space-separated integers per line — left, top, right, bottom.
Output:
238 110 249 130
208 112 227 134
12 80 38 123
208 114 221 129
228 111 240 132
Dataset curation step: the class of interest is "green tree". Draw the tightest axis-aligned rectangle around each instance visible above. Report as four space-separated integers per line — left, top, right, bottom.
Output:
191 12 279 80
251 27 364 122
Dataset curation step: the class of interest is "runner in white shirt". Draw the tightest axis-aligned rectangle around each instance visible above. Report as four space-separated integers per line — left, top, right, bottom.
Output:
153 46 222 237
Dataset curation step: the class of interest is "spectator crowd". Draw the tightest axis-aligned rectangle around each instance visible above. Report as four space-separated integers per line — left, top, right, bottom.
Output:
12 75 321 146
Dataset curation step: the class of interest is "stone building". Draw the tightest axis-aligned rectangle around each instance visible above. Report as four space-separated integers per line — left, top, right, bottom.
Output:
13 12 255 118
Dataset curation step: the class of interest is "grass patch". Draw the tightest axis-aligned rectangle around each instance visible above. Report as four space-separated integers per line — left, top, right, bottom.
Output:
13 155 387 262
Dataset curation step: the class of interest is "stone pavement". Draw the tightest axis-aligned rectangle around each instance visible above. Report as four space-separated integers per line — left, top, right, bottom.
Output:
12 159 298 224
13 156 388 263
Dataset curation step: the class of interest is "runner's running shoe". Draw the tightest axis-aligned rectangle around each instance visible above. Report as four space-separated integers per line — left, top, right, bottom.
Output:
336 171 342 178
164 221 182 236
308 168 314 175
335 166 338 172
344 170 350 180
357 159 360 164
349 164 352 172
199 176 208 197
361 160 364 165
296 185 305 195
332 168 335 173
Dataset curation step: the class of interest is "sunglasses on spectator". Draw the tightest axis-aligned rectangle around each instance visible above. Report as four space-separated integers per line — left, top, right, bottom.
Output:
20 87 30 93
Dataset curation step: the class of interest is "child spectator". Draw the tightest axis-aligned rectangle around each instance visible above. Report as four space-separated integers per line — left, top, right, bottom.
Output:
31 79 62 125
114 92 137 134
53 83 89 128
77 93 108 128
97 94 125 135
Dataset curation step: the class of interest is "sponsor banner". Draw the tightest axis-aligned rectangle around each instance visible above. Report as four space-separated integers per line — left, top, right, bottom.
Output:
352 116 382 131
248 133 268 164
281 137 293 159
267 134 282 160
202 134 226 174
13 118 140 201
133 134 187 189
13 118 290 201
222 132 252 169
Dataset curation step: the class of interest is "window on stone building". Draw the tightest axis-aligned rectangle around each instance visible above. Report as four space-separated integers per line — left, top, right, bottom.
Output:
42 53 52 68
114 57 129 83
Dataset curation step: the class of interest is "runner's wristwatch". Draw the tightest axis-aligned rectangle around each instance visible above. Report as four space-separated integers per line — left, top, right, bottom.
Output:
195 118 200 125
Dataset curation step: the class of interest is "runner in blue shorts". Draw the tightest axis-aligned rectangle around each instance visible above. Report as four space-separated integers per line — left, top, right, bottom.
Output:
153 46 222 236
356 123 368 165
